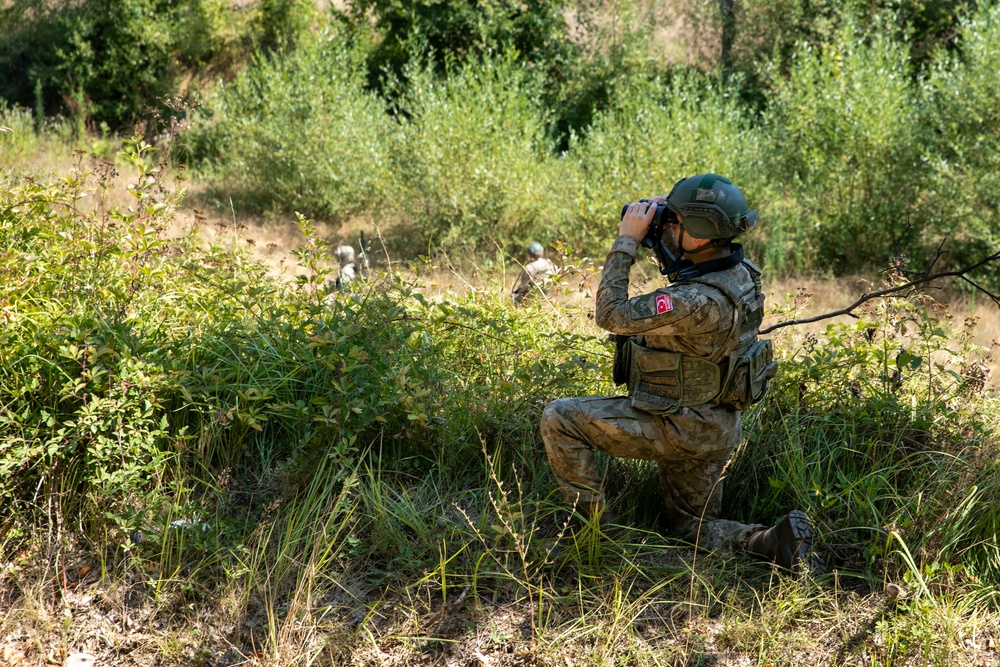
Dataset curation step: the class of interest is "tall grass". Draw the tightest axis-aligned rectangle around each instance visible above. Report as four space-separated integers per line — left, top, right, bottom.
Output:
0 103 39 167
2 153 1000 664
0 102 74 169
734 287 1000 583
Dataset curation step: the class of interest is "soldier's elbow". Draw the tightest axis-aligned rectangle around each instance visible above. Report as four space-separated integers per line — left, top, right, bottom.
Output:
594 309 615 331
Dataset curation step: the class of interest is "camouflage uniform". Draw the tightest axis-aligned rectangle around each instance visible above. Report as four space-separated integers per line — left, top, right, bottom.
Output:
335 245 358 287
512 257 556 304
541 235 766 553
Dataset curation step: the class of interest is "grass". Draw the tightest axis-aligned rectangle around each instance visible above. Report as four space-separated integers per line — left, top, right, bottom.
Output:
2 139 1000 667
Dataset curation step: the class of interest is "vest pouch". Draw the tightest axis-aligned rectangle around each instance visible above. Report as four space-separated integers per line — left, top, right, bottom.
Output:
719 339 777 410
680 355 724 405
748 338 778 402
611 334 635 386
627 341 682 415
718 354 748 410
626 341 724 414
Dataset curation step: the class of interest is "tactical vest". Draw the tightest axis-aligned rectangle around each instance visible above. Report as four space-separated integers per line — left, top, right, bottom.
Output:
623 261 777 414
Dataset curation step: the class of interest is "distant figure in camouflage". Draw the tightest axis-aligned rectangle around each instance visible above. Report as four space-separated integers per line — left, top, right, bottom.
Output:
541 174 820 572
511 242 557 305
335 245 357 288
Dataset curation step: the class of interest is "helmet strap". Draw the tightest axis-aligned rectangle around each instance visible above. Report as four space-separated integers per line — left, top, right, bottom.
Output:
681 229 730 257
675 227 688 259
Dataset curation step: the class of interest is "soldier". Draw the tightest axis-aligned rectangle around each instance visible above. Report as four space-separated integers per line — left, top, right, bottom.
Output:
541 174 820 572
511 242 557 304
335 244 357 288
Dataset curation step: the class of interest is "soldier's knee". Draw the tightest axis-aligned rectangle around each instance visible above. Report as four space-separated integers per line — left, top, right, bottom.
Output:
541 398 573 435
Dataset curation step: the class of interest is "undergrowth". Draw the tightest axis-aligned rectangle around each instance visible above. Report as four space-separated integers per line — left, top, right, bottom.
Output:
1 152 1000 666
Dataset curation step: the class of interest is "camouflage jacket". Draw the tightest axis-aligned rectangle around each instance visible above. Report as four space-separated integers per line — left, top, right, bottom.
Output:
596 236 765 414
512 257 556 302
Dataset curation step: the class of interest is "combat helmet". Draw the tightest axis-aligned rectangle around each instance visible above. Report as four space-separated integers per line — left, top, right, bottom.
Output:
527 242 545 257
665 174 759 240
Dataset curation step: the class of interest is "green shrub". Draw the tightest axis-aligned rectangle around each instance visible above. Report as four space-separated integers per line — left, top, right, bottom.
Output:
732 289 1000 581
184 32 397 221
761 21 924 273
569 70 761 251
922 2 1000 279
0 0 242 131
338 0 573 85
392 53 574 251
542 0 665 146
716 0 971 87
0 147 604 544
0 140 187 527
256 0 318 52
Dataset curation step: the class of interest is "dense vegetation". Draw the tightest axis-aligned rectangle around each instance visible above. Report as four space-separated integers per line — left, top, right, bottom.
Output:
3 0 1000 276
3 0 1000 664
177 2 1000 276
1 144 998 664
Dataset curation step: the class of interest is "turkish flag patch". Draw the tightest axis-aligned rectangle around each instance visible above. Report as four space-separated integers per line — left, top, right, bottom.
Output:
655 294 673 314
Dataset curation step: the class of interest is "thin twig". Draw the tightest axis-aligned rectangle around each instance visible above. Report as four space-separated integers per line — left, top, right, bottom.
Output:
761 250 1000 335
374 224 393 274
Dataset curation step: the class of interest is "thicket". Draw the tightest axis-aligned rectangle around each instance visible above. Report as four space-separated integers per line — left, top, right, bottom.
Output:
166 2 1000 282
0 146 604 560
0 0 306 133
2 152 1000 664
5 0 1000 280
335 0 575 86
181 34 397 220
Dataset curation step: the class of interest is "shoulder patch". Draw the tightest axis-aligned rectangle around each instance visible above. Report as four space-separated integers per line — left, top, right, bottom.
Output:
631 297 654 320
631 293 673 319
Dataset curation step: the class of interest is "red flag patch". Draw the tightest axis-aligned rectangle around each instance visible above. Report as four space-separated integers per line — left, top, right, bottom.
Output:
655 294 673 314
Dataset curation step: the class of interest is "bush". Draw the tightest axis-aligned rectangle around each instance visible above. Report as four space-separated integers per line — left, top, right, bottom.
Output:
717 0 971 87
921 2 1000 280
256 0 318 52
393 53 575 251
0 0 244 132
184 32 398 221
0 148 604 543
338 0 574 86
760 21 924 273
731 288 1000 581
568 70 762 251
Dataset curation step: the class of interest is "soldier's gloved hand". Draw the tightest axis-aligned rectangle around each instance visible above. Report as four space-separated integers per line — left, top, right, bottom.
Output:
619 200 657 241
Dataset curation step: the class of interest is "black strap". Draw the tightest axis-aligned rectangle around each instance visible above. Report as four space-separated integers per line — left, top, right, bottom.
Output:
674 243 745 280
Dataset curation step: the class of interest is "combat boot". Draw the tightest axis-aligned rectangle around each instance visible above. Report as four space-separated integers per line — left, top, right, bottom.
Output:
745 510 823 574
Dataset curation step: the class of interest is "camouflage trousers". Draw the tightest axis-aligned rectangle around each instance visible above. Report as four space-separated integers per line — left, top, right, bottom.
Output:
540 396 764 553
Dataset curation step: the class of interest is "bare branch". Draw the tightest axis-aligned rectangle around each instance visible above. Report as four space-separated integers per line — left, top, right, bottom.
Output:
761 249 1000 335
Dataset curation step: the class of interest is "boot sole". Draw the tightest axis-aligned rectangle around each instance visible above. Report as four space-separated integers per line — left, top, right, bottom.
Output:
786 510 825 575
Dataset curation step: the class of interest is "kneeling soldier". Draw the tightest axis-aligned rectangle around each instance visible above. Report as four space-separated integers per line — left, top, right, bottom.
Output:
541 174 820 572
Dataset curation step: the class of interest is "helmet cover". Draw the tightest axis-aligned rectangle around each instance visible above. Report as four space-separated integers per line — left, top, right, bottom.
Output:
666 174 759 239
